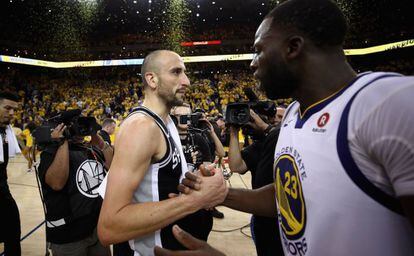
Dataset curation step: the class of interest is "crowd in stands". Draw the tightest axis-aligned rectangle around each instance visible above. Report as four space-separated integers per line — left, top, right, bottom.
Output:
1 50 413 135
0 69 291 133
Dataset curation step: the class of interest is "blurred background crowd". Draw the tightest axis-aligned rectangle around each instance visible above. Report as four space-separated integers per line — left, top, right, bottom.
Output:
0 0 413 144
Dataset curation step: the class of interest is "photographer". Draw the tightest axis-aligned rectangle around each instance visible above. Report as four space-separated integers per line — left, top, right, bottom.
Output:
172 104 225 168
172 104 226 219
228 109 283 256
37 114 113 256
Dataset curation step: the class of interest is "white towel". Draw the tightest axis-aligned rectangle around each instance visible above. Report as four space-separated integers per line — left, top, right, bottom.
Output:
0 125 22 164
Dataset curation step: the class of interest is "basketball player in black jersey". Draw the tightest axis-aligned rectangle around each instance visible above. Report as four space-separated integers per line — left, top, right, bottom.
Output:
98 50 228 254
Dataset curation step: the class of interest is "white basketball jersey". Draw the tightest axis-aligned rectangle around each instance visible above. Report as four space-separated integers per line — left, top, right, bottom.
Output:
274 72 414 256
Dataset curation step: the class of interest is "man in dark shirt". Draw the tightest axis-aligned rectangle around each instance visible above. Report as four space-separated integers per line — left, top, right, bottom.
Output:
37 116 113 256
172 104 225 167
172 104 226 220
0 92 21 256
228 109 283 256
98 118 116 145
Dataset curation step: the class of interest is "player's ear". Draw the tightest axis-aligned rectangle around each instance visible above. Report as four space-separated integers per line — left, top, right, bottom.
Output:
145 72 158 89
285 35 304 60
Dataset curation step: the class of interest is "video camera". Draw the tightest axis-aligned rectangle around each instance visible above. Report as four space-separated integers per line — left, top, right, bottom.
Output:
225 88 276 126
32 109 101 148
179 112 203 128
178 111 211 132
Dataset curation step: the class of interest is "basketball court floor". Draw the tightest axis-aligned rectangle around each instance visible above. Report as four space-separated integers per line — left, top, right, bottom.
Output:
1 155 257 255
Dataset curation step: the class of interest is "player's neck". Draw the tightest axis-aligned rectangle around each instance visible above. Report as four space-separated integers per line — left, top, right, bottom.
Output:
142 97 171 122
296 59 356 113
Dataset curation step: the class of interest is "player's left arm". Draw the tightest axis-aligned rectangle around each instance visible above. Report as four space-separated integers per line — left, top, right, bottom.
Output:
354 81 414 230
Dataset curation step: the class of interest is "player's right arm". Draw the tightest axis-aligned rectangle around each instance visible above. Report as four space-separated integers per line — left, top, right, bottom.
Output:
179 171 277 218
98 115 227 246
223 184 277 217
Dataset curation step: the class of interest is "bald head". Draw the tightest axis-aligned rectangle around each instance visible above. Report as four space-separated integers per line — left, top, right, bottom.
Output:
141 50 180 88
140 50 190 107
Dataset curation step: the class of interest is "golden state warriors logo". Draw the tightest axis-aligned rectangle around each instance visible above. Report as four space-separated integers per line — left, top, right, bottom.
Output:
76 160 106 198
275 154 306 240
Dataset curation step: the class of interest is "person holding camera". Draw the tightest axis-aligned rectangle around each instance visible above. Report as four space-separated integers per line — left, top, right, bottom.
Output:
172 104 225 170
172 104 226 219
37 117 113 256
228 109 282 256
0 92 22 256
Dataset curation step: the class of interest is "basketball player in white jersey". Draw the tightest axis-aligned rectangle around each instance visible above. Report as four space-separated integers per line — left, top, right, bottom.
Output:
154 0 414 255
97 50 228 255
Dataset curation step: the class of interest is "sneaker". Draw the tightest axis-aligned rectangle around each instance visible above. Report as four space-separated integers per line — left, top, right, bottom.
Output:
212 208 224 219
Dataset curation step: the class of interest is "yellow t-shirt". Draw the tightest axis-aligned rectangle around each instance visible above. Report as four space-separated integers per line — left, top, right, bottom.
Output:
22 129 33 147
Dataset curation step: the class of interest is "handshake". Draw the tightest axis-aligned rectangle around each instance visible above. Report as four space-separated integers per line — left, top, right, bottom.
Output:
171 163 229 211
155 163 229 256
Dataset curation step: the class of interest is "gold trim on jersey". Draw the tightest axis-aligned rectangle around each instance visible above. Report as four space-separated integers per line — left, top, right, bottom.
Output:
299 85 348 119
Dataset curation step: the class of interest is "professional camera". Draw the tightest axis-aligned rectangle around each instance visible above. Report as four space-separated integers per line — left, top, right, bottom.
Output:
225 103 251 125
32 109 101 148
179 112 203 127
225 88 276 125
178 112 211 132
225 89 276 139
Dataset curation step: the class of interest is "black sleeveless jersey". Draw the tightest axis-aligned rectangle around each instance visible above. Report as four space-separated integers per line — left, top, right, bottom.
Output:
127 106 212 255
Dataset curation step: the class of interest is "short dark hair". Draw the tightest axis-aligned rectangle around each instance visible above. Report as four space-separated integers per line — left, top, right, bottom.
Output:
266 0 347 47
102 118 116 128
0 91 19 102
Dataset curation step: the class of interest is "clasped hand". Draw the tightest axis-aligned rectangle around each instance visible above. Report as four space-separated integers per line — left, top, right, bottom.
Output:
172 164 229 210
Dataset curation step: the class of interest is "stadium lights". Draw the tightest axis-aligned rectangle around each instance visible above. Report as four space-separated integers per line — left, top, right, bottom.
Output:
0 39 413 69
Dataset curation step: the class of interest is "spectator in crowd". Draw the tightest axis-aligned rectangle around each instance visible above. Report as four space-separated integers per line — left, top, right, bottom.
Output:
19 121 36 172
